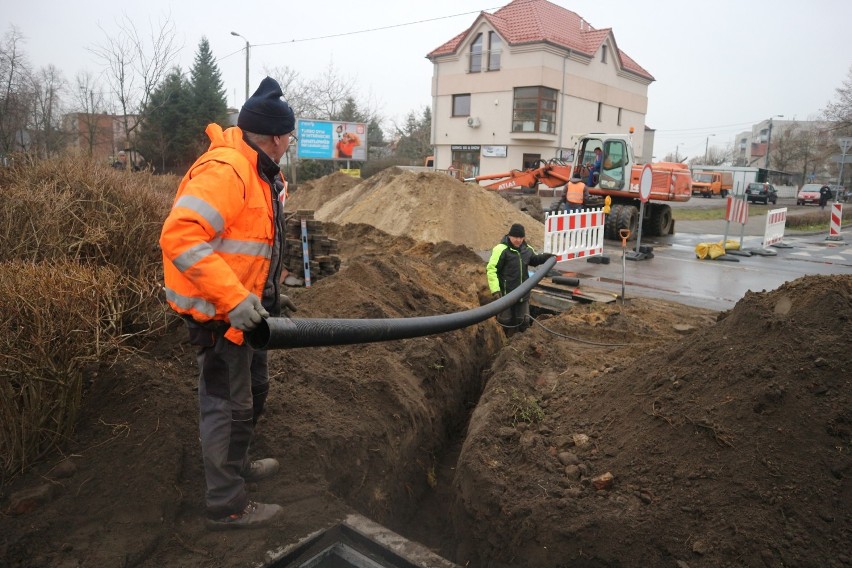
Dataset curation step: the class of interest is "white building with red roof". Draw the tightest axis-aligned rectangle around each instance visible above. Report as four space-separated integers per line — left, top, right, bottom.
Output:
426 0 655 181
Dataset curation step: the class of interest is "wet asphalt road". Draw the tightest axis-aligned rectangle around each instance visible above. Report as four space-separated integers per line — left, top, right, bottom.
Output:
546 197 852 311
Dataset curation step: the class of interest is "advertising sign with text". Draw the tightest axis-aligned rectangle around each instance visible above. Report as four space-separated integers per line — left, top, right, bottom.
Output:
296 119 367 161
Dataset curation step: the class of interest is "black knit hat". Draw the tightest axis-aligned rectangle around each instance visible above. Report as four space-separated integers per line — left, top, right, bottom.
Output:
237 77 295 136
508 223 525 238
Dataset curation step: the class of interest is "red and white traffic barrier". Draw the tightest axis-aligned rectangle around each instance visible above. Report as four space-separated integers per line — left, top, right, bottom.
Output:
828 202 844 241
725 195 749 224
762 207 787 247
544 208 605 261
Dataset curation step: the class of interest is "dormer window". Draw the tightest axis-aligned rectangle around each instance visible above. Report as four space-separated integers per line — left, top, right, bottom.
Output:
470 32 502 72
469 34 483 73
487 32 502 71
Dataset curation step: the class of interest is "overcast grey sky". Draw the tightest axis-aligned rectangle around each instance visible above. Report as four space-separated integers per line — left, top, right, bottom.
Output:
6 0 851 160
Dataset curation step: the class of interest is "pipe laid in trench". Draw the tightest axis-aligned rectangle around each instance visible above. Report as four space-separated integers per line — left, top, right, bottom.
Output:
247 256 557 350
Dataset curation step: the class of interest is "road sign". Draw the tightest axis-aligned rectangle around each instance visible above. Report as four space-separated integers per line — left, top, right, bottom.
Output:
839 137 852 153
639 164 653 203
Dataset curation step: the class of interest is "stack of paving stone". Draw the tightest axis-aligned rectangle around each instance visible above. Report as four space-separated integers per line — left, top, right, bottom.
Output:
283 210 341 286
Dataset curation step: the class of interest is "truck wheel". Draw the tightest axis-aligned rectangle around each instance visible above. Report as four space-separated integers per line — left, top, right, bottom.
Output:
721 190 728 197
605 204 624 240
648 204 673 236
617 205 639 240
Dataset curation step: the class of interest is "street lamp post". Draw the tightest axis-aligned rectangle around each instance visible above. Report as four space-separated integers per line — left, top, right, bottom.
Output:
764 115 783 173
704 134 716 163
675 142 685 163
230 31 250 102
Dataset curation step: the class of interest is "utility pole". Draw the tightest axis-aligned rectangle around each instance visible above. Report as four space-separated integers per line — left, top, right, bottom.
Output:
764 115 783 174
230 31 250 102
704 134 716 163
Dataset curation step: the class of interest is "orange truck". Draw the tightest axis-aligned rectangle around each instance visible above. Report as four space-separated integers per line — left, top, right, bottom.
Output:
467 132 693 239
691 170 733 198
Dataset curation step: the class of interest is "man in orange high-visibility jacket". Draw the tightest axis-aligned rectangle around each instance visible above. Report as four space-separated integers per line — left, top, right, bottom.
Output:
160 77 295 531
556 174 588 213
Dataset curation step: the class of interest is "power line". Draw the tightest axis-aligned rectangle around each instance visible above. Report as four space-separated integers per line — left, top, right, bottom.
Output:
216 7 500 63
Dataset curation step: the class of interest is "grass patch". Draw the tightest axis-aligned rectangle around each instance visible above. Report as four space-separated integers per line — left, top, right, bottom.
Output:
785 207 852 231
672 207 764 221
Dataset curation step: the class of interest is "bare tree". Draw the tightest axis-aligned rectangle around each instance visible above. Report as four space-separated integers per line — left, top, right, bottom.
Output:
266 62 383 128
822 65 852 133
90 14 179 165
71 70 109 156
0 26 32 154
28 65 67 158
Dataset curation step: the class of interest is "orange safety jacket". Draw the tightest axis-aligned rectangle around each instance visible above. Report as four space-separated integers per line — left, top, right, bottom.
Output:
160 123 279 345
566 180 585 204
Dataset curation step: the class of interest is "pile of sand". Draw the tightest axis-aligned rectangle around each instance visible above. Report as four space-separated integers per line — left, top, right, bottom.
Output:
297 168 545 252
285 172 361 212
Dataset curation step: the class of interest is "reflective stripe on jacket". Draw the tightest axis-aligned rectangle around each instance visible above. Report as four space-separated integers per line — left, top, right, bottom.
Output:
566 180 585 204
160 124 276 345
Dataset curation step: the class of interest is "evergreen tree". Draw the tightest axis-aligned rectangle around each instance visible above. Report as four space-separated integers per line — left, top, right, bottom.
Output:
189 37 228 135
136 68 193 172
394 106 432 162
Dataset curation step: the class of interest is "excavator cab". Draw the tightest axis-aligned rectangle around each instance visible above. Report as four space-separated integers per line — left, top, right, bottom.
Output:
599 139 628 190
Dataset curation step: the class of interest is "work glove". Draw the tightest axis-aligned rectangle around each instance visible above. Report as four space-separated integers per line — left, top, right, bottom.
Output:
492 291 502 300
279 294 298 317
228 293 268 332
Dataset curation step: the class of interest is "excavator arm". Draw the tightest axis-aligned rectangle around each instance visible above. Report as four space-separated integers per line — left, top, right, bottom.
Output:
465 160 575 191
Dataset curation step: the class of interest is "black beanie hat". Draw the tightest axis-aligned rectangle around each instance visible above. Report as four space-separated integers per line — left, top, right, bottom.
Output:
508 223 525 238
237 77 295 136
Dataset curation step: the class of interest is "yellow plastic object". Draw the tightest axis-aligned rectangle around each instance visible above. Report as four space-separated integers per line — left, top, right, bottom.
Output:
695 242 726 260
722 239 740 250
603 195 612 214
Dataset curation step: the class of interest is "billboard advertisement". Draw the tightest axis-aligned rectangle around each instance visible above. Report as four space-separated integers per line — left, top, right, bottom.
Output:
296 119 367 161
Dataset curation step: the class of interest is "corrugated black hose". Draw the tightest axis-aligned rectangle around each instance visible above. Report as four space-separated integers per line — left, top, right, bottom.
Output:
246 256 557 350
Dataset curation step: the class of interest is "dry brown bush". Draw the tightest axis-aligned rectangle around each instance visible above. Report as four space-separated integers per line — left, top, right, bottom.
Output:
0 157 179 481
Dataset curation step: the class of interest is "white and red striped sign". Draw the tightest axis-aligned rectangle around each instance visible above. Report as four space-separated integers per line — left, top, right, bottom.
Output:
829 202 843 237
762 207 788 247
725 196 749 224
544 209 605 261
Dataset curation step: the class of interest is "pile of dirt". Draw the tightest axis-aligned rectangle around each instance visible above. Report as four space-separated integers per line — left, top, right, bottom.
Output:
2 163 850 568
311 167 545 252
285 171 361 212
450 273 851 567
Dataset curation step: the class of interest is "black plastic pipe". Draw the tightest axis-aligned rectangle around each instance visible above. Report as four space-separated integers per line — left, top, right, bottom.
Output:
246 256 557 350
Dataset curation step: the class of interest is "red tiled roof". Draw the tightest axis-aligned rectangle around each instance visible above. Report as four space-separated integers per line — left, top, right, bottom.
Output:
427 0 653 81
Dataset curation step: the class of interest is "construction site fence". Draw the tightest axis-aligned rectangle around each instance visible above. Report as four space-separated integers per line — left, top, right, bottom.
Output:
543 208 605 262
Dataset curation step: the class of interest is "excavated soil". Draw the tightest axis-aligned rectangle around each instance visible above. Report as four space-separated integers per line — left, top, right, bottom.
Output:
1 169 850 568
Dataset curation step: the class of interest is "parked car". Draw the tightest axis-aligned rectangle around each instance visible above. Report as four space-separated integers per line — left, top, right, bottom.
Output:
831 185 847 202
797 183 823 205
745 182 778 205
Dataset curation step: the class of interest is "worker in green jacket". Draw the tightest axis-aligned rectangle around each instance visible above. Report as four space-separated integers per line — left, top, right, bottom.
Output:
487 223 552 334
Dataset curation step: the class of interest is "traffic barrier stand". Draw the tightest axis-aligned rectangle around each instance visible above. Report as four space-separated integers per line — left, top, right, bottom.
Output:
543 208 605 262
760 207 792 252
721 195 752 258
826 202 844 242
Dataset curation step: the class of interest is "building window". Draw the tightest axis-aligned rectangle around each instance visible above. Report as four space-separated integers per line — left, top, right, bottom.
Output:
601 44 607 63
512 87 557 134
487 32 502 71
453 94 471 117
597 102 603 122
617 107 622 126
469 33 483 73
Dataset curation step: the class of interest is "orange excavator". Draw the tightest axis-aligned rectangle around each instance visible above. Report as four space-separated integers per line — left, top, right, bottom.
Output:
466 132 693 239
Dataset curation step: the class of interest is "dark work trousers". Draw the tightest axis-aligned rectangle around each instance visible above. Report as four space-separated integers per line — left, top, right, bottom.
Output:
497 297 531 334
196 332 269 518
